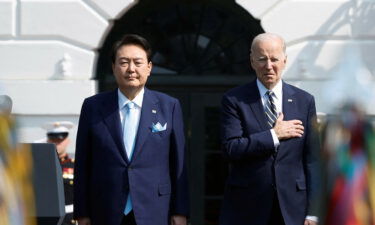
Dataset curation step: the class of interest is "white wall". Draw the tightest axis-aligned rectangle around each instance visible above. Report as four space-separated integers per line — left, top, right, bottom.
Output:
0 0 136 153
1 0 375 153
237 0 375 114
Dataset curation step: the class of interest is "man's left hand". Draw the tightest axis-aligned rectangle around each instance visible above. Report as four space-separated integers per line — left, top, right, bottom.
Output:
171 215 187 225
304 219 317 225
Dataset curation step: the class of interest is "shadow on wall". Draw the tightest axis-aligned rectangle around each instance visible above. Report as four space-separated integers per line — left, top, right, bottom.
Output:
285 0 375 114
283 1 375 224
51 53 73 80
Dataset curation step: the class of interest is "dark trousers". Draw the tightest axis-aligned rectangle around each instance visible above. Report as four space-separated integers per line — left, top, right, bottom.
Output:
268 193 285 225
120 211 137 225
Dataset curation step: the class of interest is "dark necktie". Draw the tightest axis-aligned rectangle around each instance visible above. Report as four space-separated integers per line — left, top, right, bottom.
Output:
264 91 277 128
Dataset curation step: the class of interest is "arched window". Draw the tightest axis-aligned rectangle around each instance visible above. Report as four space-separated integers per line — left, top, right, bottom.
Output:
96 0 263 91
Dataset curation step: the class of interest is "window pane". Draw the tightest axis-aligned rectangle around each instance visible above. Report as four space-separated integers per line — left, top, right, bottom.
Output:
205 199 222 225
205 153 228 196
205 107 221 151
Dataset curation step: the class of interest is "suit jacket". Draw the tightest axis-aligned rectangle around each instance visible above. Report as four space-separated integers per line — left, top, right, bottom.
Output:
219 80 320 225
73 88 189 225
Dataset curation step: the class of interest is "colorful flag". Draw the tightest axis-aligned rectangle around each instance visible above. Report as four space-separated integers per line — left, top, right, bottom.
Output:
0 115 36 225
322 106 375 225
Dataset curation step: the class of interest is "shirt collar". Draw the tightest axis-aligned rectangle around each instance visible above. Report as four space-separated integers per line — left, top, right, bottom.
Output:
256 79 283 100
118 88 144 109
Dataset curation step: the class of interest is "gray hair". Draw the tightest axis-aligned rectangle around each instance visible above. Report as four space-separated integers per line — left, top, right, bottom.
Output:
250 33 286 55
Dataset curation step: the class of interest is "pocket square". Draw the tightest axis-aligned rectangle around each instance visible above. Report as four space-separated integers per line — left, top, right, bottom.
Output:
152 122 167 133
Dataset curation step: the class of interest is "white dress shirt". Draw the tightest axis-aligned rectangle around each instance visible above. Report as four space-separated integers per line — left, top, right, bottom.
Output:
118 88 144 139
256 79 282 148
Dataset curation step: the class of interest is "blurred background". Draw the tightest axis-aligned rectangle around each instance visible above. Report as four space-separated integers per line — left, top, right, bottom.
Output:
1 0 375 224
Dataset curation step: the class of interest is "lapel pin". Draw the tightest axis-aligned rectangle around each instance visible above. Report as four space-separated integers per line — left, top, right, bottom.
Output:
152 109 157 113
288 99 293 102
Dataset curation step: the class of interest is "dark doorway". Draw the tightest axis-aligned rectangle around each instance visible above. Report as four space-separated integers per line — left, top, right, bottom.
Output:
96 0 263 224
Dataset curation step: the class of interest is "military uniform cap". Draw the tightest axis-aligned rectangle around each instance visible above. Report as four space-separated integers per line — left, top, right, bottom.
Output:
43 121 74 140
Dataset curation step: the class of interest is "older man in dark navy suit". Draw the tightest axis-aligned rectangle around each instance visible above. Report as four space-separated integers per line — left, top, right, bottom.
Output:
219 33 320 225
73 34 189 225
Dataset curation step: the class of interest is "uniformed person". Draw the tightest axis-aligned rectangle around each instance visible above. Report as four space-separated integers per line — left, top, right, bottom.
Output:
43 121 76 225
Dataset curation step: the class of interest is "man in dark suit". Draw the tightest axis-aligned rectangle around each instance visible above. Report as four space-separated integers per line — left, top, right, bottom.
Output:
73 34 189 225
219 33 320 225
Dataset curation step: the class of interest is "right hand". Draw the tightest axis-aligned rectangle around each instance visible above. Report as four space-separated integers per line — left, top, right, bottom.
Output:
77 217 91 225
274 113 304 140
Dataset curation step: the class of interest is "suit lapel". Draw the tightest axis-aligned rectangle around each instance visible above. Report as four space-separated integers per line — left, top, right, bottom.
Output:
100 90 128 164
131 88 158 161
247 81 270 131
277 82 297 159
282 82 297 121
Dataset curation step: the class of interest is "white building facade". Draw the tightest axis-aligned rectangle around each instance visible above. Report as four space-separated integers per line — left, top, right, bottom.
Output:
1 0 375 154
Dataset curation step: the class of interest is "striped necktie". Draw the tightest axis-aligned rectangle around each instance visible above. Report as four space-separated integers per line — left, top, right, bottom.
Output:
264 91 277 128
